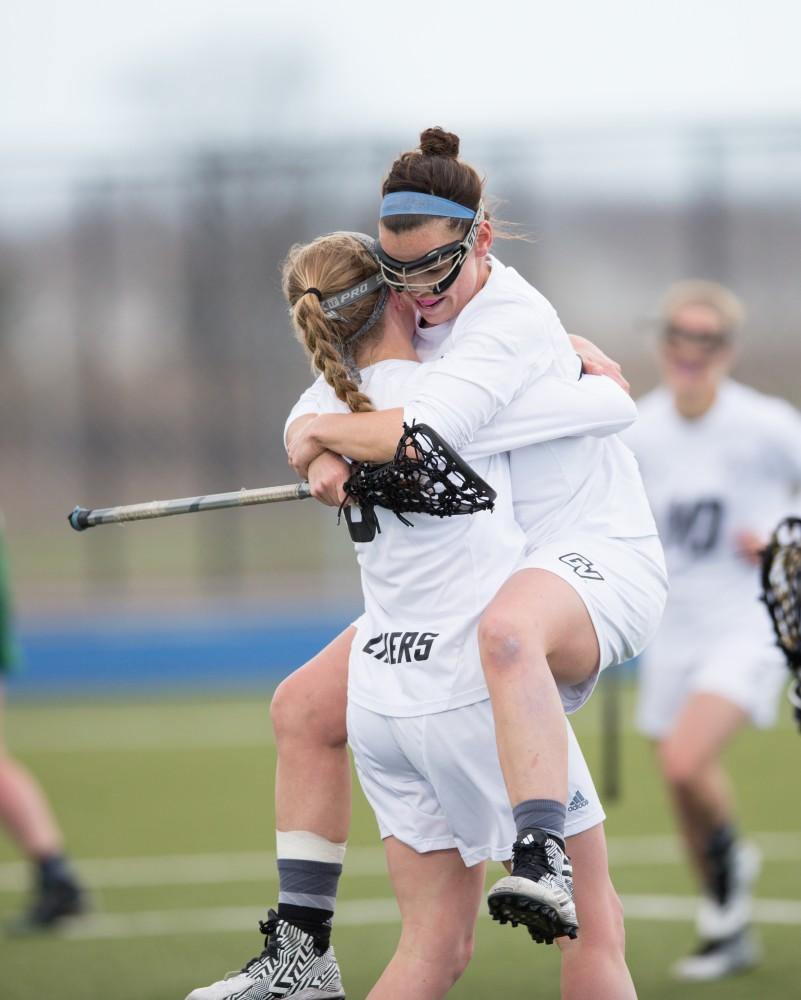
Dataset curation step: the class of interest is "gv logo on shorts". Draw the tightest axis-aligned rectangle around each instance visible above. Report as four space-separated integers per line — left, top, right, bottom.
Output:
558 552 604 581
363 631 439 664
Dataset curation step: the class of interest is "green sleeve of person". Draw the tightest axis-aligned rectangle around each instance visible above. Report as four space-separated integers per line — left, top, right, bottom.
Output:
0 528 21 673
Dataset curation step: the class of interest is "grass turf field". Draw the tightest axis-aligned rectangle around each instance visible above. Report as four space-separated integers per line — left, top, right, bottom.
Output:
1 681 800 999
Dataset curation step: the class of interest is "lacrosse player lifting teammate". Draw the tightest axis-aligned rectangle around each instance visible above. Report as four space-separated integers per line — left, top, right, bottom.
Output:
186 128 667 1000
624 281 801 980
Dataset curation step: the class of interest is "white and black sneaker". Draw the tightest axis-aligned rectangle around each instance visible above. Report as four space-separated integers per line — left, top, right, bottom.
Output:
184 910 345 1000
487 829 579 944
696 840 762 942
672 928 761 981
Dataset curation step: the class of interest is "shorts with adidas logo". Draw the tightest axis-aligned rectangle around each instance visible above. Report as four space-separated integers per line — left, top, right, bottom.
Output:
347 698 605 865
521 533 668 714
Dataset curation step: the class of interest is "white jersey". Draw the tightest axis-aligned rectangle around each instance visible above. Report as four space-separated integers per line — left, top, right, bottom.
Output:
407 257 657 545
304 356 639 717
314 360 526 717
624 380 801 637
403 256 579 450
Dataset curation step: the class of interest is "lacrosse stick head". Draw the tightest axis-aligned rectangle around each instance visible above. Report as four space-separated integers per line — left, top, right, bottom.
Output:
342 422 496 541
761 516 801 730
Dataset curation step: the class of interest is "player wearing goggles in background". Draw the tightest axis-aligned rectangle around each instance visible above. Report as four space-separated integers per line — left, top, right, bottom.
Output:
624 281 801 981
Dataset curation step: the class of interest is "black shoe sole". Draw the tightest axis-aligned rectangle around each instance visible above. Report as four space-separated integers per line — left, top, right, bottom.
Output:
488 892 579 945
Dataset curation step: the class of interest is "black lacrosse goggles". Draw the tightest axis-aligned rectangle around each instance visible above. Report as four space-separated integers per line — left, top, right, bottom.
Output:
376 201 485 295
340 422 496 543
761 516 801 730
663 325 732 354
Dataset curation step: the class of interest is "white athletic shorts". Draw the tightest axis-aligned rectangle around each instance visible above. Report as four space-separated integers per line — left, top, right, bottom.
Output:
347 698 605 867
636 627 787 739
520 533 668 714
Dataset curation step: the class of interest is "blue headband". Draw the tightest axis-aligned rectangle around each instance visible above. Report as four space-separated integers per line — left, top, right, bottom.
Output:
379 191 477 220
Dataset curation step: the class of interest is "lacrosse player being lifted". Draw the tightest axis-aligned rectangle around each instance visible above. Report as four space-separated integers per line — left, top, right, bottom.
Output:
186 127 667 1000
624 281 801 981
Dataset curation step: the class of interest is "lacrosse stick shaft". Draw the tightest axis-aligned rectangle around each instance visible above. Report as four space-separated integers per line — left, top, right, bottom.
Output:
69 482 312 531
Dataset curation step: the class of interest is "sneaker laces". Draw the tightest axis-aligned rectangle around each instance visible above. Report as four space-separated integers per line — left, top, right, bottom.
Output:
511 833 554 880
237 911 281 975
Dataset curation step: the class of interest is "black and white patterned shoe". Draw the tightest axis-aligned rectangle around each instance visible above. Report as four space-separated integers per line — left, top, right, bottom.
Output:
184 911 345 1000
7 872 88 934
487 829 579 944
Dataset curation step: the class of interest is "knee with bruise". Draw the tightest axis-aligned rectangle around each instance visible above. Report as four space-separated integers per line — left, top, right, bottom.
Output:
478 611 528 673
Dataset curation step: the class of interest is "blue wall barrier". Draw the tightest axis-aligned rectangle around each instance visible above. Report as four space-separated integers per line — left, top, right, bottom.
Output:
11 607 362 697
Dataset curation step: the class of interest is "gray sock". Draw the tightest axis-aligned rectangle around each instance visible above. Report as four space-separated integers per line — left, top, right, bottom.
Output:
513 799 567 845
277 858 342 916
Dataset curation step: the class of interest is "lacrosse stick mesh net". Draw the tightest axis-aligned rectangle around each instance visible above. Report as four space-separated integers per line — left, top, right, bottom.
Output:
761 516 801 727
344 422 496 525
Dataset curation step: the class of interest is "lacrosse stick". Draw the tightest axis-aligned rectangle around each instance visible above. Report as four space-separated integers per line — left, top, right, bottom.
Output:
68 423 495 542
68 482 311 531
760 515 801 730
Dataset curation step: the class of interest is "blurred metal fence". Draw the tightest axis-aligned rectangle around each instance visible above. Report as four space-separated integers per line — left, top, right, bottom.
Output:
1 123 800 611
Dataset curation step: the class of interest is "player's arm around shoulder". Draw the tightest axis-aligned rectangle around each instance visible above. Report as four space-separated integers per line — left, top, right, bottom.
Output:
284 378 355 507
404 292 558 451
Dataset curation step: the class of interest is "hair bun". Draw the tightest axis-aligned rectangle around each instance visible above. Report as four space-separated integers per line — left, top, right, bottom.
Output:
419 127 460 159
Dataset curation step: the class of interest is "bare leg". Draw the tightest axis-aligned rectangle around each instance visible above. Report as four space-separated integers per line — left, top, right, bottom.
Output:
558 824 637 1000
0 684 62 858
478 569 599 807
367 839 484 1000
270 626 354 841
657 692 748 888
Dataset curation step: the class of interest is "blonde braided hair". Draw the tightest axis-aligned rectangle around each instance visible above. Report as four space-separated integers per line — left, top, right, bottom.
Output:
282 233 385 413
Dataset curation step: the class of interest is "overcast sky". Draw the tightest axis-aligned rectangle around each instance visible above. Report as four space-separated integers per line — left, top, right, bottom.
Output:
2 0 801 164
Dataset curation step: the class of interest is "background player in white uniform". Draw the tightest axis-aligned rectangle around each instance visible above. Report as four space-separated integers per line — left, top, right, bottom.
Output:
624 280 801 981
287 129 666 954
186 227 641 998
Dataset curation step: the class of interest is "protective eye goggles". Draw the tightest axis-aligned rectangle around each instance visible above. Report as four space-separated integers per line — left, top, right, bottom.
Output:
663 325 732 353
376 200 485 295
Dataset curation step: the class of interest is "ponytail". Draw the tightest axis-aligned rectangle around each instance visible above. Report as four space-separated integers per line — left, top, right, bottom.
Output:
282 233 387 413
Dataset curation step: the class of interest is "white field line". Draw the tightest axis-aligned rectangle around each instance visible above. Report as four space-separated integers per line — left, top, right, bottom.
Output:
0 848 386 892
45 894 801 942
7 728 275 753
2 833 801 893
